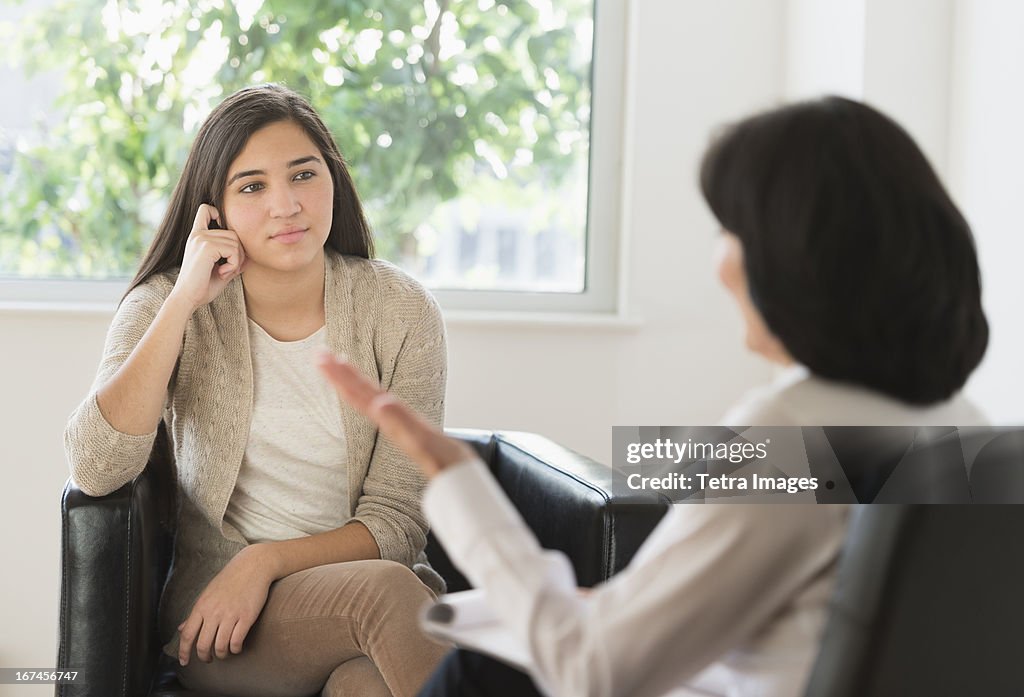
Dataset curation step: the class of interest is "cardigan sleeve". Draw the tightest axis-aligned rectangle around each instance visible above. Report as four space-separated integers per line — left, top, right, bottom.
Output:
349 284 446 566
64 276 177 497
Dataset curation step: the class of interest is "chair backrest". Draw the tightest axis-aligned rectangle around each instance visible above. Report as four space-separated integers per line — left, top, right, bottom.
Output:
803 504 1024 697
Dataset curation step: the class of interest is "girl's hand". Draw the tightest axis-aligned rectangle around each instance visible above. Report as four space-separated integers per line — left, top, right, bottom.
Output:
177 544 276 666
170 204 247 311
317 353 476 478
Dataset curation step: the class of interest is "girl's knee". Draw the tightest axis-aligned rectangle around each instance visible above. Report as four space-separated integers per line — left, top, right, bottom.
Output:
302 559 432 613
356 559 429 597
356 560 423 585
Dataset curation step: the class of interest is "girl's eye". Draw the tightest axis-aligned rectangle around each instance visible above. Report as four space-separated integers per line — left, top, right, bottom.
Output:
238 171 313 193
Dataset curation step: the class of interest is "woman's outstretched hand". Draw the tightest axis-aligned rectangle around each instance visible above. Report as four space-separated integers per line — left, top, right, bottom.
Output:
177 544 275 666
170 204 248 312
316 353 475 478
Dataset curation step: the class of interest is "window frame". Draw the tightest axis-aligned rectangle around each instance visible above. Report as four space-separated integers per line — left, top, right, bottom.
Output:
0 0 627 316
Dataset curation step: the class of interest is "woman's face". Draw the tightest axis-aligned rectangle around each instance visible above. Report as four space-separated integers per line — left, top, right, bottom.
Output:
715 232 793 366
221 120 334 275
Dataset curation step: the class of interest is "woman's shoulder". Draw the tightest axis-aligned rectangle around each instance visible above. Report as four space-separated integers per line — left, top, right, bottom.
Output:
119 270 179 315
330 253 437 314
720 366 809 426
720 385 800 427
723 365 990 427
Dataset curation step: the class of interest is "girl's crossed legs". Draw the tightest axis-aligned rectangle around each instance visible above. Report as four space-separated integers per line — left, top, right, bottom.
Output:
177 559 449 697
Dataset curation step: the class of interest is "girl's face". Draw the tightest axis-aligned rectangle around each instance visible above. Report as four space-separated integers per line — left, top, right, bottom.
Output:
221 120 334 276
714 232 793 366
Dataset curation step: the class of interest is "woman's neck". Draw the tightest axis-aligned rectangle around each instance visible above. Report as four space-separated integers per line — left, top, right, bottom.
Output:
241 254 326 341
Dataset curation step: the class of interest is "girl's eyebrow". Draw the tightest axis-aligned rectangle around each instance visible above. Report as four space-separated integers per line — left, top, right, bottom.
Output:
227 155 323 185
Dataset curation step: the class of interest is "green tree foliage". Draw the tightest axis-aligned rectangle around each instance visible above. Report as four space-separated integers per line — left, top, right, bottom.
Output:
0 0 592 278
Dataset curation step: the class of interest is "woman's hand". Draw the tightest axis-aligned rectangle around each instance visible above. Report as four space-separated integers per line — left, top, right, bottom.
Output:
177 544 277 666
317 353 476 478
169 204 248 311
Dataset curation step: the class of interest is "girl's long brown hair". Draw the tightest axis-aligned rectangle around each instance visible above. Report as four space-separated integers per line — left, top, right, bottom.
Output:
124 83 374 299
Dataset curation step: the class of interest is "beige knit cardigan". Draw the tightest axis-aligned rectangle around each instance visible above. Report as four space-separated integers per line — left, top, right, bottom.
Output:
64 252 447 654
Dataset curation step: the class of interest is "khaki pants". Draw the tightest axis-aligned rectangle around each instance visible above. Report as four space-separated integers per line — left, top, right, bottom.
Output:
176 559 450 697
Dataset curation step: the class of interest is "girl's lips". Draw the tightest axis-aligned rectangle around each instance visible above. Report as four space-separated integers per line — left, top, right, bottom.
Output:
272 229 307 244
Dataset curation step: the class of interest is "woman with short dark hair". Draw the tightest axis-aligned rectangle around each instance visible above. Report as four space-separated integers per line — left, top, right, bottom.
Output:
319 97 989 697
703 96 987 424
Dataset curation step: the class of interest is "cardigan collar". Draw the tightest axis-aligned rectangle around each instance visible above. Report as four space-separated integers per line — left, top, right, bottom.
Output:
199 251 379 543
323 253 381 522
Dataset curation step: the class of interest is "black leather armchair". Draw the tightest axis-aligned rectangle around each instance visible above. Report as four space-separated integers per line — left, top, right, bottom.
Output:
803 505 1024 696
56 427 669 697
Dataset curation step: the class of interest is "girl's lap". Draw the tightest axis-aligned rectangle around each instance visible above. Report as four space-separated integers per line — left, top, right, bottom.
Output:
177 559 445 697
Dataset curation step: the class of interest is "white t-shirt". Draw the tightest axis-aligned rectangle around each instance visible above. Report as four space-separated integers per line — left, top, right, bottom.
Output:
224 319 349 544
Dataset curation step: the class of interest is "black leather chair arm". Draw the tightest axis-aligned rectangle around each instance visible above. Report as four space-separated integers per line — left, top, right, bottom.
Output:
430 430 668 591
803 505 1024 697
57 465 170 697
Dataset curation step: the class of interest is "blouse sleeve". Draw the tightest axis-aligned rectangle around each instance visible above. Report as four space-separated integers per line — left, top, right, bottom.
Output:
63 276 177 496
349 286 447 566
424 461 848 697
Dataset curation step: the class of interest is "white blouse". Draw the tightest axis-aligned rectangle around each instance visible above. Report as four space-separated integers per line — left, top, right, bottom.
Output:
422 368 987 697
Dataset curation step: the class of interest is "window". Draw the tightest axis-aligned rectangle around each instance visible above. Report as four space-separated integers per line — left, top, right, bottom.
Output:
0 0 624 312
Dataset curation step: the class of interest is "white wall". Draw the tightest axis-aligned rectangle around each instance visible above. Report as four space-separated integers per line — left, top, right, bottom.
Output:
862 0 956 174
784 0 866 99
0 1 784 686
784 0 955 175
946 0 1024 424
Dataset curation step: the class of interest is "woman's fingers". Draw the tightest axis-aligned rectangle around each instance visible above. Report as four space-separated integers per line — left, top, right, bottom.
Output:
199 230 247 277
317 354 381 411
216 240 247 279
173 204 248 309
178 606 221 665
317 353 475 475
175 549 271 665
177 613 202 666
192 235 243 273
187 205 246 275
195 615 219 663
191 203 220 234
196 227 235 240
372 394 445 462
214 618 238 660
229 616 255 655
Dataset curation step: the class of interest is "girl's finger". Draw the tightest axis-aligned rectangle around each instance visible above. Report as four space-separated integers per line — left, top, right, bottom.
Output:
191 204 220 234
177 613 202 666
213 618 238 660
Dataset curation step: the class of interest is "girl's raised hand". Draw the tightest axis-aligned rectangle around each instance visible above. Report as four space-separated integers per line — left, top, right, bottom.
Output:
170 204 248 311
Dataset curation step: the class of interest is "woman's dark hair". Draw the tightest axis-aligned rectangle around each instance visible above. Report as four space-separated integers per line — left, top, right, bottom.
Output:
125 83 374 297
700 96 987 405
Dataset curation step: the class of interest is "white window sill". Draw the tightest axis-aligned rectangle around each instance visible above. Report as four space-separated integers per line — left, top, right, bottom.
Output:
0 300 122 316
443 309 643 330
0 298 643 330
